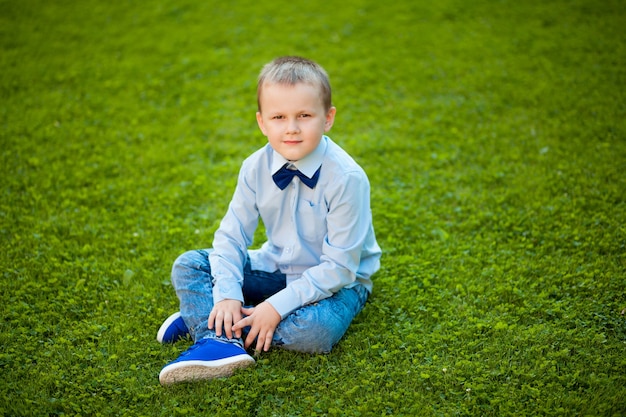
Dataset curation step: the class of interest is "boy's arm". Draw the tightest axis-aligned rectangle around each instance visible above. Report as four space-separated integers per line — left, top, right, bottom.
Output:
266 169 379 318
209 162 259 309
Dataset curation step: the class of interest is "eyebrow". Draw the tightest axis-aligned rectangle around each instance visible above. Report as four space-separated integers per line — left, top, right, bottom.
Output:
266 108 318 115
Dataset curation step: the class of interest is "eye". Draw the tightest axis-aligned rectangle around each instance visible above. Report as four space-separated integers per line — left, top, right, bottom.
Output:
272 115 284 120
299 113 311 118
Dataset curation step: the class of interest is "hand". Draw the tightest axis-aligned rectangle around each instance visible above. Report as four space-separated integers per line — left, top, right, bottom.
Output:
232 302 281 352
208 299 243 339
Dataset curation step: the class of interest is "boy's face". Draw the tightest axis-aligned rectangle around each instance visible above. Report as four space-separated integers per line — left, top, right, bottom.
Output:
256 82 336 162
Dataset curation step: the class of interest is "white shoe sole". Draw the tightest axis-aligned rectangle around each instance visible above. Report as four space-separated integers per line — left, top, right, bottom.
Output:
159 354 255 385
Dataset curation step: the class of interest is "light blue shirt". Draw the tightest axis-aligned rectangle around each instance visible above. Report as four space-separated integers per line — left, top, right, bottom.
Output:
209 136 382 318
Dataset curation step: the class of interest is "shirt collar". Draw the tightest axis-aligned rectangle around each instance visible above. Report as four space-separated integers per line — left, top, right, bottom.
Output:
270 136 328 178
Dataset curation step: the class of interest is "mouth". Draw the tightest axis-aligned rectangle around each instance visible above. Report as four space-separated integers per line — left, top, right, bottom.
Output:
283 140 301 145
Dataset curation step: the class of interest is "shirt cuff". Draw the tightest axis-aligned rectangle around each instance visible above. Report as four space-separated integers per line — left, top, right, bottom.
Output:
265 287 303 319
213 279 244 304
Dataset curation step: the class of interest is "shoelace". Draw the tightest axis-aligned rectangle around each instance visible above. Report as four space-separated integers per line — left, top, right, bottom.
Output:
178 338 211 357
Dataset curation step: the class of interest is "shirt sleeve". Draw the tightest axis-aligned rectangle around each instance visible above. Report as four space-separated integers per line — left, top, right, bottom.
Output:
209 161 259 305
266 169 373 318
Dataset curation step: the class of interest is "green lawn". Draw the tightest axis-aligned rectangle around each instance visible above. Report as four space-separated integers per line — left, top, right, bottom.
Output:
1 0 625 415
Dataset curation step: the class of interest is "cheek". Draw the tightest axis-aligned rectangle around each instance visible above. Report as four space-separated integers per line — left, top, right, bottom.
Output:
258 121 272 137
266 126 280 138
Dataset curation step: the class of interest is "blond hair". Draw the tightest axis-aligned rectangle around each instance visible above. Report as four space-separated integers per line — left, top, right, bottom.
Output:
257 56 332 111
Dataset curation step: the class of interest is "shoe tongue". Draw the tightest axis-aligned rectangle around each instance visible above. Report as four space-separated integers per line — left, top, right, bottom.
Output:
180 339 207 356
194 338 209 347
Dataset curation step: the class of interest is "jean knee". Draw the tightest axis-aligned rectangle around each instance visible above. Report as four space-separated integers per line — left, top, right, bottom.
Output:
276 310 345 354
171 249 211 288
279 327 336 354
276 286 368 354
306 319 343 353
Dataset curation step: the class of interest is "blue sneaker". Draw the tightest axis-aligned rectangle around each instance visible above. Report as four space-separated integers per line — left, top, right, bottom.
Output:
156 312 190 343
159 338 255 385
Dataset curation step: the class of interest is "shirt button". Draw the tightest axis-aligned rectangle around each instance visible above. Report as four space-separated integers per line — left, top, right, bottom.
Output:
285 248 291 253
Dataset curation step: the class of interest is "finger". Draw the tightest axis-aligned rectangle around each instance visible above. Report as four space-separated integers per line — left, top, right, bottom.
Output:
240 306 254 316
255 331 269 353
263 330 274 352
223 315 231 339
225 312 238 339
208 309 216 330
214 312 223 337
233 310 243 328
256 329 274 352
231 322 239 339
245 325 259 350
232 316 248 338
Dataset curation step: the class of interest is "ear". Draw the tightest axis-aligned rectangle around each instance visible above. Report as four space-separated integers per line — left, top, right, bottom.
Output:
324 106 336 132
256 112 267 136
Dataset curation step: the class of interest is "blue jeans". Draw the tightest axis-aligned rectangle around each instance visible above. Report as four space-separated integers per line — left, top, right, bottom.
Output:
171 249 369 353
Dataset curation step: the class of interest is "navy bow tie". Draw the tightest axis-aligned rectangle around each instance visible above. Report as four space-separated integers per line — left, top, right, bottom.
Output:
272 164 321 190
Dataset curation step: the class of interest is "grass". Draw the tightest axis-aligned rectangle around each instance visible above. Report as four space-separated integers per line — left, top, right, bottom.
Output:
1 0 625 415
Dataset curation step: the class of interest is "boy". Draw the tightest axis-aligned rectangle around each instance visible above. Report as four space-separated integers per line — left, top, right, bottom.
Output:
157 56 381 385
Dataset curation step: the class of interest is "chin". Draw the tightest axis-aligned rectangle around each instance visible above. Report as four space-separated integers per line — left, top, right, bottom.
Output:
277 149 302 160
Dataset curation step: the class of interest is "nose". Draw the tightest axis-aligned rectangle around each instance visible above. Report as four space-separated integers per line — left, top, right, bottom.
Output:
286 118 300 134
